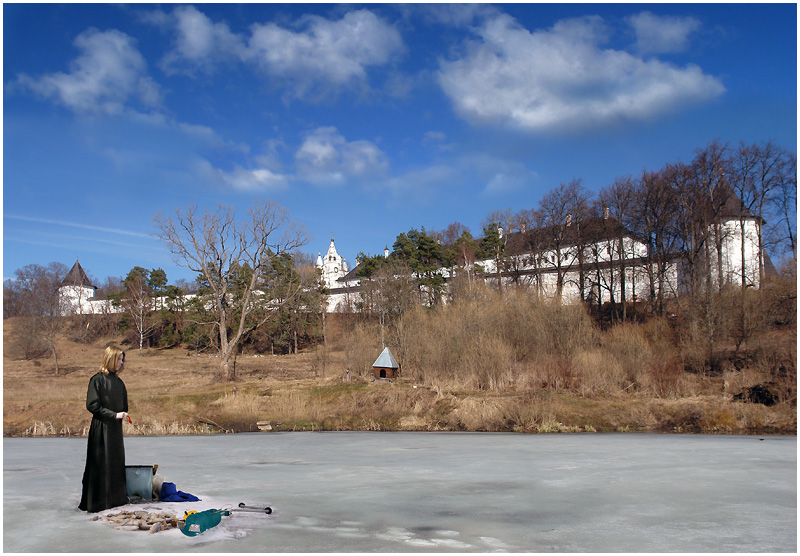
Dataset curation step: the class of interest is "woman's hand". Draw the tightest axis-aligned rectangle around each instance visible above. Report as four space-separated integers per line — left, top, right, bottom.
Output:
115 412 129 421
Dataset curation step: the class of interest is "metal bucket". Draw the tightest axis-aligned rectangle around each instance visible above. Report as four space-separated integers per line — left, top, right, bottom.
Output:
125 465 154 500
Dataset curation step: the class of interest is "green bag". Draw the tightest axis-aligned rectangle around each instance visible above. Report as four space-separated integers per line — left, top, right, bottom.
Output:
181 509 230 536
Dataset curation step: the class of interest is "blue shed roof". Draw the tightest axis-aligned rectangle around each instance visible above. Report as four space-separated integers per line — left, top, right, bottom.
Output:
372 347 399 369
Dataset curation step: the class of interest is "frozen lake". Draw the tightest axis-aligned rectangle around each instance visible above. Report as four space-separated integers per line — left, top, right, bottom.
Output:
3 432 796 552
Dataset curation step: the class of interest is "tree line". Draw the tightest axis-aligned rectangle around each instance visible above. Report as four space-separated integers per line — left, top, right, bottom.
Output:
353 139 793 307
4 139 796 379
4 201 324 379
347 139 796 375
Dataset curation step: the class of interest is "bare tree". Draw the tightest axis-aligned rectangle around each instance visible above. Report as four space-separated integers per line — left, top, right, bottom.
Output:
359 260 416 348
121 272 157 355
4 279 25 319
771 151 797 259
154 200 308 381
522 209 549 298
563 180 592 302
748 142 795 283
538 181 582 302
692 140 733 292
599 175 637 321
11 262 68 373
632 169 681 315
671 161 709 298
769 150 797 259
481 208 513 236
440 221 470 248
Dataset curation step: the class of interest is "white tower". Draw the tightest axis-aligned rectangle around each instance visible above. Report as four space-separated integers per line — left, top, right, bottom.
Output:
316 238 348 288
58 259 96 315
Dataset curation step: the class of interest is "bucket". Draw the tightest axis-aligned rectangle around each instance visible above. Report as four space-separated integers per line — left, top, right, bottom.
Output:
125 465 154 500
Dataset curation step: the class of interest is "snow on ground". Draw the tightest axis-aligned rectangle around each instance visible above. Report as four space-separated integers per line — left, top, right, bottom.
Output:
93 495 276 542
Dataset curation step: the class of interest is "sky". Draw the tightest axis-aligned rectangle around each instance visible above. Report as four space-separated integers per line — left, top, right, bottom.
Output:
3 3 797 286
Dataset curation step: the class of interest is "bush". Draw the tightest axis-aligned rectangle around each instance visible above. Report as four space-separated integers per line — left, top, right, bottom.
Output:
601 324 652 391
7 317 50 360
645 353 684 398
396 291 598 392
572 349 627 397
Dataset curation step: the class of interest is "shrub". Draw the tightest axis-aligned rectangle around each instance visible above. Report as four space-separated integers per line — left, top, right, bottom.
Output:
601 323 653 391
572 349 627 397
398 290 598 391
645 353 684 398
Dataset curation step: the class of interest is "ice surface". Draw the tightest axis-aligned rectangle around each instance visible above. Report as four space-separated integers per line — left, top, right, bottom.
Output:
3 432 796 552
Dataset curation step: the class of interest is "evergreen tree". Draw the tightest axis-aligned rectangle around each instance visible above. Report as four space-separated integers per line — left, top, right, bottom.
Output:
391 228 450 305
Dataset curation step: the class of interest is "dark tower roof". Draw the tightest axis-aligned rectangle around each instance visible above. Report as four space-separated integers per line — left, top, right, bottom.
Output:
61 260 96 289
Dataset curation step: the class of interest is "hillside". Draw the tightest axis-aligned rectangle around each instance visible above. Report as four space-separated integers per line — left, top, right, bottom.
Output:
3 315 796 437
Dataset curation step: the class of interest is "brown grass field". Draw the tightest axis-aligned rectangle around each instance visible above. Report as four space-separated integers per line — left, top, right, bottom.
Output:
3 314 796 437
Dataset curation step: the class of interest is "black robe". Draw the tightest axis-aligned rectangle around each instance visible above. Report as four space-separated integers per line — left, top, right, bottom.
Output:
78 371 128 512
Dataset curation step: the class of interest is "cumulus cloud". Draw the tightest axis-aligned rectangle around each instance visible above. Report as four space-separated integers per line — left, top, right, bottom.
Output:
151 7 404 98
627 11 701 54
437 13 724 132
295 127 388 185
158 5 246 74
15 28 161 115
246 10 404 98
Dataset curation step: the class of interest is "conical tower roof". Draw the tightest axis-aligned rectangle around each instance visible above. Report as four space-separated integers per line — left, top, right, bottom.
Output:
326 237 339 258
61 260 95 288
372 347 399 369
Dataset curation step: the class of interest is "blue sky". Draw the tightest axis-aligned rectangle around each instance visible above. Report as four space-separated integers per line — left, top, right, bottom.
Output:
3 3 796 285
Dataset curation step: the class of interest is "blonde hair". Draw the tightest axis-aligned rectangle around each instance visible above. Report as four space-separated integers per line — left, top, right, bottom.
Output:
100 345 125 375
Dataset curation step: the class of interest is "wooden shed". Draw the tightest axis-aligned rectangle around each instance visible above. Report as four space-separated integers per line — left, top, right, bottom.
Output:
372 347 400 380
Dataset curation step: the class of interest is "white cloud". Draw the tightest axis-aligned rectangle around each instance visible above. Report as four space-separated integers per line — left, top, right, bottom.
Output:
295 127 388 185
627 11 701 54
151 7 404 98
15 28 161 115
437 13 724 132
246 10 404 98
197 159 289 192
159 5 246 74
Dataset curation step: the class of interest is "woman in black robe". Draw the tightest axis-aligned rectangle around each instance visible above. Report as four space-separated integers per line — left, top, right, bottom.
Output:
78 345 129 512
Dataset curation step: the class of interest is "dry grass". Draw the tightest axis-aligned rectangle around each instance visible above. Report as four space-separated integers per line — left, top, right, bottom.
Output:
3 306 796 437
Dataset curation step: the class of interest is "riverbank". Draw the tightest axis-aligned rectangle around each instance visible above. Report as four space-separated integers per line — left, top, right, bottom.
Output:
3 324 795 436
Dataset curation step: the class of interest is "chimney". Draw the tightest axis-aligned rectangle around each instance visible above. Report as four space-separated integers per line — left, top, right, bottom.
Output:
566 214 572 226
497 225 504 238
603 206 609 220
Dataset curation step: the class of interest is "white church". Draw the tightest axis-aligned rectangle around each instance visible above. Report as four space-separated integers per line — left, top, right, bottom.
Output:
315 238 350 291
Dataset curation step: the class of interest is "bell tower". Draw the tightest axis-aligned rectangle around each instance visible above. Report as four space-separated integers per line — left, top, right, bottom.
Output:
315 237 348 288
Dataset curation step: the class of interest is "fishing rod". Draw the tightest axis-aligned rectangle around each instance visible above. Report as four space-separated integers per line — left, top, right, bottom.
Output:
238 503 272 514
